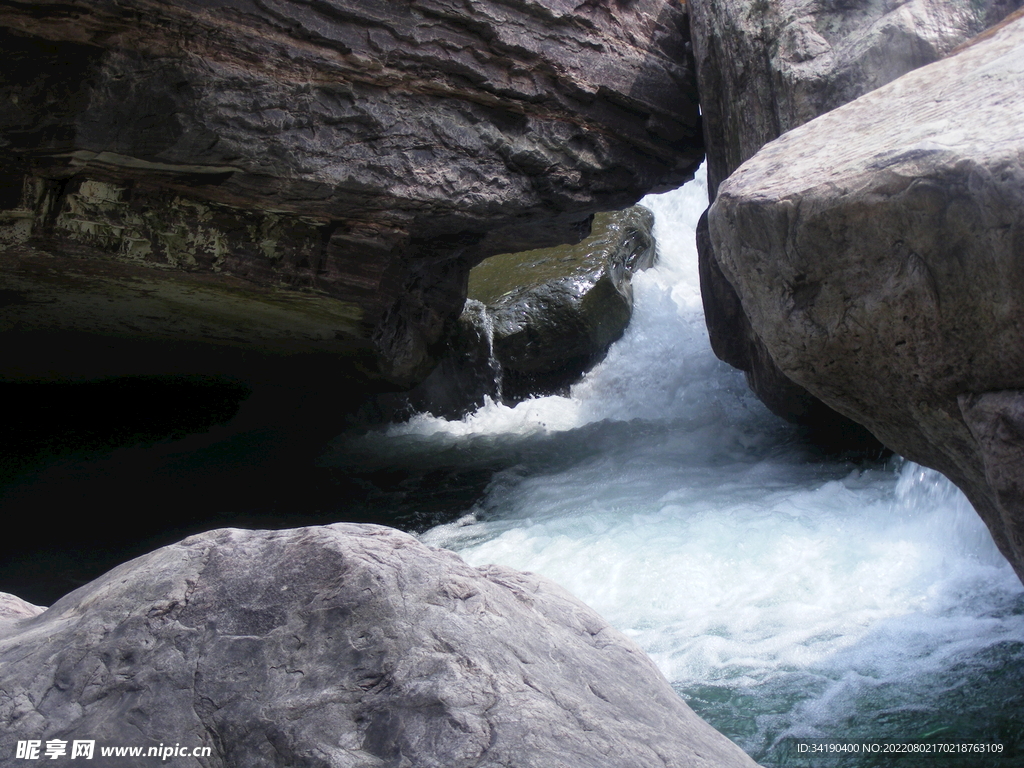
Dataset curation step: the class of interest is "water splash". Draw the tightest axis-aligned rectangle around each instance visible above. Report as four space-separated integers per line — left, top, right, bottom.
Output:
380 166 1024 764
462 298 504 403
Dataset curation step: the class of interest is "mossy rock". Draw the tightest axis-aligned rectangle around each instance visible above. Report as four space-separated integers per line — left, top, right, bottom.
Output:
403 206 656 417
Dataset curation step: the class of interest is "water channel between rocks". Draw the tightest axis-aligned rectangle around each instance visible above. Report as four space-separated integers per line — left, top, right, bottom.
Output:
323 168 1024 767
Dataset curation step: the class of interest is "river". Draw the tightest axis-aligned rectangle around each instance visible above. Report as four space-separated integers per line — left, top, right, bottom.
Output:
325 168 1024 766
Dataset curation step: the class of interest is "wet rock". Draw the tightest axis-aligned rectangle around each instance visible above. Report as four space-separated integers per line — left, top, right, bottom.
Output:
0 524 759 768
402 206 656 417
0 0 702 389
688 0 1021 436
707 12 1024 581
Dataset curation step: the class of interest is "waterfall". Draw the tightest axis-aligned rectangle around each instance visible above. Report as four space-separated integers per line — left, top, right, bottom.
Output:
335 167 1024 765
464 298 504 404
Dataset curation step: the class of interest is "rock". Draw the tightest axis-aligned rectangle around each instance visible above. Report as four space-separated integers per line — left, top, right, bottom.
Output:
0 593 41 625
707 11 1024 580
0 0 702 390
697 208 880 450
0 524 759 768
398 206 656 417
688 0 1021 435
689 0 1022 198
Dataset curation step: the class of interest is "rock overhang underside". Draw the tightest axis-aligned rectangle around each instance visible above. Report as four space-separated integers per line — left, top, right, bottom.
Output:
0 0 703 389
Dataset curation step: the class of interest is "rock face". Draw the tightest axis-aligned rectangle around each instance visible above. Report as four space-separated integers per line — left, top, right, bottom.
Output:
0 0 702 388
0 524 759 768
707 12 1024 581
0 593 41 625
401 205 656 417
689 0 1023 198
689 0 1022 432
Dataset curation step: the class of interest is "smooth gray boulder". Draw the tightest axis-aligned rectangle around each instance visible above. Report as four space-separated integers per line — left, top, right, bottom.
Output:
689 0 1022 435
0 524 759 768
708 11 1024 581
0 593 41 625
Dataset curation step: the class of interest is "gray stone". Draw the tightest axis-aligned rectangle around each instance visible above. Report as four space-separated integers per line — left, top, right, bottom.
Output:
688 0 1021 434
689 0 1022 197
0 593 41 626
697 208 879 448
0 524 759 768
707 11 1024 580
0 0 702 389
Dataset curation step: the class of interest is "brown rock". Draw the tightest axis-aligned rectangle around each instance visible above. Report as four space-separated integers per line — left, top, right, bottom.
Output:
0 0 702 388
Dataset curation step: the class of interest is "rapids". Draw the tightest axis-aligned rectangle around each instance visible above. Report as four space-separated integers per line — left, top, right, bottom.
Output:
331 168 1024 766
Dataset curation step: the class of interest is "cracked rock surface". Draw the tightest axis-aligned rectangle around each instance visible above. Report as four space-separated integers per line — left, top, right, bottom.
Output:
689 0 1022 198
0 524 758 768
708 12 1024 583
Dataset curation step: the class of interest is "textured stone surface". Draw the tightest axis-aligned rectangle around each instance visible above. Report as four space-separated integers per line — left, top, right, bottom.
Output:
0 524 759 768
688 0 1021 433
708 12 1024 580
402 206 656 417
697 208 880 449
0 0 701 387
0 593 41 625
689 0 1022 198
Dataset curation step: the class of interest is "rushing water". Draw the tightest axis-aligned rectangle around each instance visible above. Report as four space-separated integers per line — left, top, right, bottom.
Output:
326 169 1024 766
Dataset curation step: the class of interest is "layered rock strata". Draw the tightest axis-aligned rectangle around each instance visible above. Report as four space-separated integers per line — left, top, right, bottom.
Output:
0 0 702 388
707 12 1024 580
0 524 759 768
689 0 1022 431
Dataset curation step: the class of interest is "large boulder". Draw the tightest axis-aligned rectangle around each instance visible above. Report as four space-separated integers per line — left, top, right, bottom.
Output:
0 524 759 768
707 12 1024 581
689 0 1022 198
688 0 1022 433
0 0 702 389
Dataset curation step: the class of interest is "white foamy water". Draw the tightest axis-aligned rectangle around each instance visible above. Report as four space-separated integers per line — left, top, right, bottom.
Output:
375 167 1024 763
